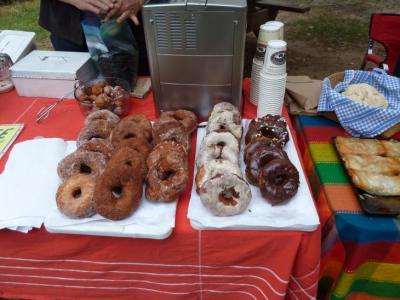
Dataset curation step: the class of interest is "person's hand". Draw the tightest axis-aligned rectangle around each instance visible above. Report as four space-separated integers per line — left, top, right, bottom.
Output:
68 0 115 15
104 0 144 25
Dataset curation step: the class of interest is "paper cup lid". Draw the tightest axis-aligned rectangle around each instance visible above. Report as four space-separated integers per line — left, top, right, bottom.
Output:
265 21 284 28
267 40 287 48
260 23 281 32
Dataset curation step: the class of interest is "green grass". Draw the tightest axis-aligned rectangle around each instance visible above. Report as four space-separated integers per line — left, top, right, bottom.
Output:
288 14 369 48
0 0 51 48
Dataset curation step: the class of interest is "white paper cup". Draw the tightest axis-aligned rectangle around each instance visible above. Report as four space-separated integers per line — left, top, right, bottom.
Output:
266 21 284 39
250 59 263 106
255 22 283 62
257 72 287 117
263 40 287 75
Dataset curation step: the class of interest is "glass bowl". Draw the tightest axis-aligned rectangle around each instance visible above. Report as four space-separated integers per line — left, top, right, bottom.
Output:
74 77 131 117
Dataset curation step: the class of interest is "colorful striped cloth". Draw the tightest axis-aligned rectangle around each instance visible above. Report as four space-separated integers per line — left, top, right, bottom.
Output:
293 115 400 300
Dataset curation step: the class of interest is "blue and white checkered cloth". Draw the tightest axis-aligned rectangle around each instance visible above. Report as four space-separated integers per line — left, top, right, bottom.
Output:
318 69 400 137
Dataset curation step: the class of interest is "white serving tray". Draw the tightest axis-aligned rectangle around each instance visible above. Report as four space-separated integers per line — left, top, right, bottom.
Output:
188 119 320 232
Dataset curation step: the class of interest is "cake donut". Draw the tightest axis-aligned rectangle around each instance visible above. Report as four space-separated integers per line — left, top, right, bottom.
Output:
152 119 190 151
93 165 142 220
245 145 288 186
57 151 107 180
146 140 187 168
114 137 152 159
76 120 113 147
207 110 242 140
56 174 96 218
120 114 152 142
210 102 239 115
199 173 251 216
200 131 239 153
84 109 120 127
108 147 147 180
196 144 239 168
78 139 114 160
160 110 197 134
110 122 148 147
258 159 299 205
245 115 289 146
146 152 188 202
195 159 242 192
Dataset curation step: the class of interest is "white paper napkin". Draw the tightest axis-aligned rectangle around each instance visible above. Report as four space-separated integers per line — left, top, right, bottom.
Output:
188 119 320 231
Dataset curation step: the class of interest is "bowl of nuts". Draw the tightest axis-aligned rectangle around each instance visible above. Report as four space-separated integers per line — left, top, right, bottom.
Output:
74 77 131 116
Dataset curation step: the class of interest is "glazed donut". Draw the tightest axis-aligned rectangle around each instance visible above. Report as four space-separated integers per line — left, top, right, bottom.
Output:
195 159 242 192
244 136 278 164
199 173 251 217
210 102 239 115
152 119 190 151
78 139 114 160
57 151 107 180
121 114 152 142
56 174 96 218
84 109 120 127
108 147 147 180
115 137 152 159
160 110 197 134
110 122 148 147
146 140 187 168
206 110 242 140
76 120 113 147
245 115 289 146
196 144 239 168
245 145 288 186
145 153 189 202
93 165 142 220
200 131 239 154
258 159 299 205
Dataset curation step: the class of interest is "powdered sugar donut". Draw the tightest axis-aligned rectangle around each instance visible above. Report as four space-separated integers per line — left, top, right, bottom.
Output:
199 173 251 217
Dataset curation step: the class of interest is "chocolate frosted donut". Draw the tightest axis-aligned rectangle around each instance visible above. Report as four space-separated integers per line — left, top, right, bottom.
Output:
244 136 276 164
77 120 113 147
94 165 142 220
199 173 251 217
110 122 148 147
160 110 197 134
152 119 190 151
145 152 188 202
115 137 152 159
57 151 107 180
56 174 96 218
245 115 289 147
85 110 120 127
258 159 299 205
108 147 147 180
245 145 288 185
78 139 114 160
121 114 152 142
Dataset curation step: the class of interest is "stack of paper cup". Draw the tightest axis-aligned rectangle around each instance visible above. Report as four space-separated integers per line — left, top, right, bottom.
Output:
257 40 287 117
250 58 263 105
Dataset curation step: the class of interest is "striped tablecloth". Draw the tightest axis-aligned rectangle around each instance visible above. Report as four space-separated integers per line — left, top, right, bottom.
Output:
293 115 400 300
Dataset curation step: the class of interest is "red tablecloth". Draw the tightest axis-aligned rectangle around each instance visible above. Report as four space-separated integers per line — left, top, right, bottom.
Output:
0 80 320 300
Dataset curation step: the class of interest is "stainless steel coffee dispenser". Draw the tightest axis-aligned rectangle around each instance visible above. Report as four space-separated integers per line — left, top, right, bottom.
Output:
142 0 247 121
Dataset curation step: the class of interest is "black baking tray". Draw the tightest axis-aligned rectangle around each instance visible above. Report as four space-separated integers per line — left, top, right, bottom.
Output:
332 137 400 217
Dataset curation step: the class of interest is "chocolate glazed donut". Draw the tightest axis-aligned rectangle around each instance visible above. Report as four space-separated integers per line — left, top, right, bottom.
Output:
245 115 289 147
258 159 299 205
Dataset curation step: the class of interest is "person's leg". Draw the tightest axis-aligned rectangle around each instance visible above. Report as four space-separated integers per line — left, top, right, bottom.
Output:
50 34 88 52
129 14 150 76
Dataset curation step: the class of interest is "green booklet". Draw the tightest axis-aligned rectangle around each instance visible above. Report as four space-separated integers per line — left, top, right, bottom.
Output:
0 124 24 160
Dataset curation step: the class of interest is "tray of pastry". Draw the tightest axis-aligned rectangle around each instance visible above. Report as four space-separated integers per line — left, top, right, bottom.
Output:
333 136 400 216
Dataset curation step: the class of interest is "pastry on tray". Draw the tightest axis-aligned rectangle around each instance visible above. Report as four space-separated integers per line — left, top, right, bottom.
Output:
335 136 400 157
348 169 400 196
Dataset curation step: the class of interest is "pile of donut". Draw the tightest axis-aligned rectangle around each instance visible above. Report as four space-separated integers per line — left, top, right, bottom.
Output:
244 115 299 205
56 108 197 221
195 102 252 217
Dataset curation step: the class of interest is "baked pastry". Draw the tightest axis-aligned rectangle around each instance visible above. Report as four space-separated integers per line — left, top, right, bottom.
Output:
342 83 388 108
342 154 400 176
335 136 400 157
348 169 400 196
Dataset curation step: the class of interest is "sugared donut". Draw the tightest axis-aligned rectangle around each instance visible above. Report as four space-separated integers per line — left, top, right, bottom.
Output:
258 159 299 205
207 110 242 140
195 159 242 192
110 122 148 147
115 137 152 159
121 114 152 142
146 140 187 168
160 110 197 134
196 144 239 168
93 165 142 220
56 174 96 218
245 115 289 147
85 109 120 127
57 151 107 180
200 131 239 153
78 139 114 160
245 145 288 185
152 119 190 151
243 136 276 164
108 147 147 180
199 173 251 216
76 120 113 147
145 152 188 202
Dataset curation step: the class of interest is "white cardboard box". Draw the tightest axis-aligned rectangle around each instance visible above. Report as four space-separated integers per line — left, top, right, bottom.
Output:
10 50 97 99
0 30 36 63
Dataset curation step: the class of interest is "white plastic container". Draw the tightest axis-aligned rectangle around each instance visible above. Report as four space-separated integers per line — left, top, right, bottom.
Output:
0 30 36 63
10 50 97 99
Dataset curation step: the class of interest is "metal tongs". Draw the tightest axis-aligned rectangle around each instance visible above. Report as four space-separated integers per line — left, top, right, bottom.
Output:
36 90 74 123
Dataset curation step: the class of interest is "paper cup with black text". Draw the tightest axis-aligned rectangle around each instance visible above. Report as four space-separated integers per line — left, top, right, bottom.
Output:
254 22 282 63
263 40 287 75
